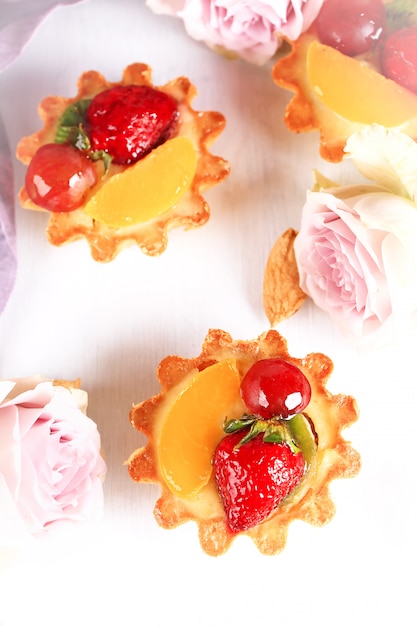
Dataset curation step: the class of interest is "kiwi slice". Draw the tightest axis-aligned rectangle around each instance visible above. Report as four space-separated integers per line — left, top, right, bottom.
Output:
287 413 317 467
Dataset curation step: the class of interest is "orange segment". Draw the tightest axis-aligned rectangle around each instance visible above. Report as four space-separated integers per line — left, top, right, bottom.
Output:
158 359 242 499
306 41 417 127
83 136 197 228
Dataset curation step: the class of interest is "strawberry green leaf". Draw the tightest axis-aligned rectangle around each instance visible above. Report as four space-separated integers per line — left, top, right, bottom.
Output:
236 421 268 447
54 99 113 176
263 423 300 453
225 414 303 452
223 414 258 434
55 99 92 146
263 425 286 444
89 150 113 176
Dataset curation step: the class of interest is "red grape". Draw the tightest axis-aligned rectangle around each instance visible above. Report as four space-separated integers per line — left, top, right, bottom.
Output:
380 27 417 95
240 358 311 419
315 0 386 57
25 143 97 212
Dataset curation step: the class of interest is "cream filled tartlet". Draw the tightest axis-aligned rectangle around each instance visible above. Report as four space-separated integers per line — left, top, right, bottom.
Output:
16 63 230 262
127 329 360 556
272 0 417 161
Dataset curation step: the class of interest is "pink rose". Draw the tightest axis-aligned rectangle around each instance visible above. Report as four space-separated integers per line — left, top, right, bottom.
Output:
293 126 417 343
0 377 106 549
146 0 324 64
294 186 417 342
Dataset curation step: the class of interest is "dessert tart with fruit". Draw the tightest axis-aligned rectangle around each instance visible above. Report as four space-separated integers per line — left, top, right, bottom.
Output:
272 0 417 162
127 329 360 556
16 63 230 262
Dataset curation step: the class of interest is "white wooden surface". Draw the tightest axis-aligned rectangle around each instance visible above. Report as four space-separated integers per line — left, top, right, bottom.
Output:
0 1 416 624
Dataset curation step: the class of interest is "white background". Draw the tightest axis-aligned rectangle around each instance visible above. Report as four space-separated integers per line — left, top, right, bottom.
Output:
0 1 416 624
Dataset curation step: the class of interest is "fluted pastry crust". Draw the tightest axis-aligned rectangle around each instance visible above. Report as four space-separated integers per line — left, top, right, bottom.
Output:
128 329 361 556
272 30 417 162
17 64 230 262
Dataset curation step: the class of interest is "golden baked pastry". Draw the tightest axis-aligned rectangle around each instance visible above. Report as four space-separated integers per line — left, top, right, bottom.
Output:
272 1 417 162
16 63 230 262
127 329 360 556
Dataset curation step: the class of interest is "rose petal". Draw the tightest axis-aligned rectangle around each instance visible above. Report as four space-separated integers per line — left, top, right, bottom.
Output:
0 474 32 547
345 125 417 203
294 187 417 341
147 0 323 64
0 377 106 542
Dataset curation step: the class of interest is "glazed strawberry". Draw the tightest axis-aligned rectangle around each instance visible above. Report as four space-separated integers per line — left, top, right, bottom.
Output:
380 27 417 94
84 85 179 165
213 429 305 532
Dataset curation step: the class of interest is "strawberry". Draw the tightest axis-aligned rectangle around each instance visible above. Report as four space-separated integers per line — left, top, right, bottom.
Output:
84 85 179 165
380 26 417 94
213 425 306 532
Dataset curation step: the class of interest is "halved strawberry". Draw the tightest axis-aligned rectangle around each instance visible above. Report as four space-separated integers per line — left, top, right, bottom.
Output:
213 424 306 532
84 85 179 165
380 26 417 94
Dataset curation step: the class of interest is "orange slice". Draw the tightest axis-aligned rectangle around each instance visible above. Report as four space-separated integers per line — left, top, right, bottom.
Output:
306 40 417 127
158 359 242 499
83 136 197 228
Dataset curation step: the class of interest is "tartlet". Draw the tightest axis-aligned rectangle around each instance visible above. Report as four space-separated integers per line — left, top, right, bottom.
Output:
272 1 417 162
127 329 360 556
16 63 230 262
